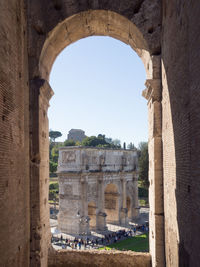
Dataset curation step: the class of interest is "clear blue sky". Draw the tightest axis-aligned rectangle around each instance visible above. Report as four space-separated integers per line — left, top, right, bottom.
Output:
49 36 147 147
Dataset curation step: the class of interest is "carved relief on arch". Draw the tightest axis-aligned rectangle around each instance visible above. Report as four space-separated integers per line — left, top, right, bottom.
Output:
62 150 76 163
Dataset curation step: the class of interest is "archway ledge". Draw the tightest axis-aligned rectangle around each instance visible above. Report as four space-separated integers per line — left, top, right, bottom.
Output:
142 79 161 103
39 9 152 81
40 79 54 105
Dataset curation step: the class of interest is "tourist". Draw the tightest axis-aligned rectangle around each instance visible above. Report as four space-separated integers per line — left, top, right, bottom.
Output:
84 240 87 249
78 240 81 249
134 227 136 235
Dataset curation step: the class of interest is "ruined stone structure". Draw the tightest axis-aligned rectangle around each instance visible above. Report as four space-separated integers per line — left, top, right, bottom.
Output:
0 1 200 267
57 147 139 235
67 129 86 142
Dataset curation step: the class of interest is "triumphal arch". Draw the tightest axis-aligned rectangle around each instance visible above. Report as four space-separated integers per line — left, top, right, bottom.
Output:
57 147 139 235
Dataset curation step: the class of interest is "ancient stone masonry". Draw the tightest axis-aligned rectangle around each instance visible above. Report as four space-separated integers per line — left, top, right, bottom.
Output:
57 147 139 235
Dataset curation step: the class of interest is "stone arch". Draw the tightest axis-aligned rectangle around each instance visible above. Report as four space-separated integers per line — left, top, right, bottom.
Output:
88 201 97 230
39 10 153 81
28 6 164 267
104 183 120 224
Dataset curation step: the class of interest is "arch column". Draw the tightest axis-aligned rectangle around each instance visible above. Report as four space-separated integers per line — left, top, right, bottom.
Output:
119 174 128 225
79 174 90 235
29 78 53 266
131 173 140 219
96 175 107 231
143 60 165 267
58 173 82 234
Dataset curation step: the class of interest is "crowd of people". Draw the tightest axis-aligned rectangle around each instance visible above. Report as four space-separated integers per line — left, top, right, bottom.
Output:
51 223 149 250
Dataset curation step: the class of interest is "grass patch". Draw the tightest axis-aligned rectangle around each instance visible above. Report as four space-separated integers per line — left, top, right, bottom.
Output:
99 233 149 252
49 180 58 185
49 200 56 204
139 198 149 206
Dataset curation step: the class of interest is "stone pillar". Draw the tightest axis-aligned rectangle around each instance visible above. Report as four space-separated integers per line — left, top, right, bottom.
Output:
143 67 165 267
79 174 90 235
58 173 82 235
29 78 53 267
96 175 107 231
131 173 140 219
119 174 128 225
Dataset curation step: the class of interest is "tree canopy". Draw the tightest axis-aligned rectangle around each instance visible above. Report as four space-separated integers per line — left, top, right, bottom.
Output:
138 142 149 189
49 143 63 174
64 139 76 146
81 134 121 148
49 130 62 142
127 142 135 149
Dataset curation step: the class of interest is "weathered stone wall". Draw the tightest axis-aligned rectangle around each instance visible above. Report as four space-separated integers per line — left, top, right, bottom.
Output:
48 250 151 267
162 1 200 266
0 1 30 266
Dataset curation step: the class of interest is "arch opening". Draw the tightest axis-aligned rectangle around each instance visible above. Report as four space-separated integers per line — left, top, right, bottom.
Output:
104 183 120 224
126 196 131 220
34 8 164 267
88 201 97 231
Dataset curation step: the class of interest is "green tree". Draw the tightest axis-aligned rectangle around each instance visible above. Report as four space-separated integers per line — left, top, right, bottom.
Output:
64 139 76 146
111 139 121 147
49 130 62 143
105 137 112 144
51 146 59 162
138 142 149 189
81 135 108 147
49 160 57 174
123 142 126 149
81 135 121 148
49 136 63 175
75 141 81 146
127 142 135 149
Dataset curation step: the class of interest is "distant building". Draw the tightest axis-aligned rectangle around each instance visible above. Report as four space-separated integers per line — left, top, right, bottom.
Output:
67 129 86 142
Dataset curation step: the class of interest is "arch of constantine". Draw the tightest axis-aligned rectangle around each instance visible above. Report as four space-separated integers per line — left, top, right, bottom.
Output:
57 147 139 235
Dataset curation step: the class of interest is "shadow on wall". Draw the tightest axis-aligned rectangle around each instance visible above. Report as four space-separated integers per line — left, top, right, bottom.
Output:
162 1 200 266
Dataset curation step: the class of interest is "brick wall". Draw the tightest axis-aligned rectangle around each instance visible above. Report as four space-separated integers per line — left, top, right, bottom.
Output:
48 250 151 267
0 0 29 266
162 0 200 266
